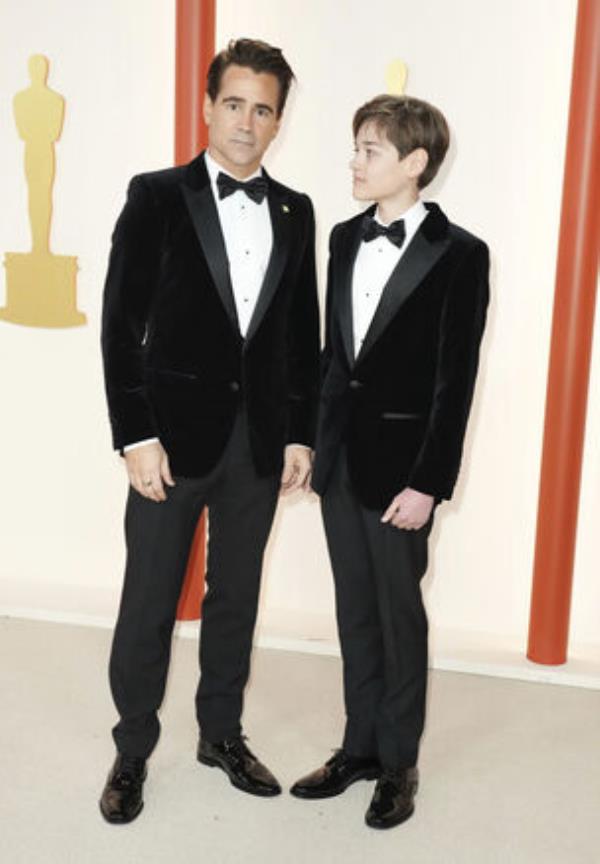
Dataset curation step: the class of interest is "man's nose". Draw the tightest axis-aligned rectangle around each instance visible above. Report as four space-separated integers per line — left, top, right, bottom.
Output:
237 108 253 131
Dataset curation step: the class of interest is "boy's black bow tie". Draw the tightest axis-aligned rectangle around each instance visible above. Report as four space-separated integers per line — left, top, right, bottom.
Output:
217 172 268 204
361 216 406 248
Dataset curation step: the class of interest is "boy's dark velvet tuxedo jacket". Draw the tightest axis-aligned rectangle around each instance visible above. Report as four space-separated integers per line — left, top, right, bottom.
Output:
311 203 489 509
101 152 320 478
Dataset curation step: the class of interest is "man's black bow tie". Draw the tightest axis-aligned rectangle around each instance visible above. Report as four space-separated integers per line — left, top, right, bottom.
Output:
217 172 268 204
361 216 406 248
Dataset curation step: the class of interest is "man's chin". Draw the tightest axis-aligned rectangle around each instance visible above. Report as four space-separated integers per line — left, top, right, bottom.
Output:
228 143 258 158
228 153 261 169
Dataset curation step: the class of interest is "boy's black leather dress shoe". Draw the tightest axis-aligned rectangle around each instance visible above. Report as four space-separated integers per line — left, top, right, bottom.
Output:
365 767 419 829
290 749 380 799
99 754 147 824
197 736 281 797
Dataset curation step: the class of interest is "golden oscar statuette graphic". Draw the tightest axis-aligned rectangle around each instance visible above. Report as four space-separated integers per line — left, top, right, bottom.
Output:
0 54 85 327
385 59 408 95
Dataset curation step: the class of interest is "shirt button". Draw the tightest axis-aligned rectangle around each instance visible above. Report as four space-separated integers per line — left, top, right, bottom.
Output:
243 298 249 303
229 380 240 392
245 250 250 256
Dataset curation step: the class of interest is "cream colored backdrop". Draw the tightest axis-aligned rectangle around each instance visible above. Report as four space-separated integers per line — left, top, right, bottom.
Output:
1 0 597 672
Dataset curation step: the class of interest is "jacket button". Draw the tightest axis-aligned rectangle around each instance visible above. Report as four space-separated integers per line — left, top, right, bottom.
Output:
229 380 240 392
349 379 363 390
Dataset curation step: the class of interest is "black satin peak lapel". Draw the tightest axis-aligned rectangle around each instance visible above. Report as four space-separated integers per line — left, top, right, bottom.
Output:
337 218 365 366
355 209 451 364
180 172 240 332
244 186 292 344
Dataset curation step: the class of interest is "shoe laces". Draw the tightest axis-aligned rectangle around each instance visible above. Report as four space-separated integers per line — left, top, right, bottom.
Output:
222 735 254 762
326 748 349 768
379 768 411 790
115 755 145 784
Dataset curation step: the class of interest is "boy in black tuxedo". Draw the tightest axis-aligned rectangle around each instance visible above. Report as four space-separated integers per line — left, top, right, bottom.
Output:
291 95 489 829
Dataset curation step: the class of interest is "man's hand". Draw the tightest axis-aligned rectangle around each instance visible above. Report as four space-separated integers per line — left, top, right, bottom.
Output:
124 441 175 502
280 445 313 495
381 487 434 531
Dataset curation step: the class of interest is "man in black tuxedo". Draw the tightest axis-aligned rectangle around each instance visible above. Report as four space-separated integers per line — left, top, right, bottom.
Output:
99 39 319 823
291 95 489 829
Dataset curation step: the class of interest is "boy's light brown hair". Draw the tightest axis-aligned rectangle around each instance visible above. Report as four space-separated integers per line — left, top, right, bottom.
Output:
353 95 450 189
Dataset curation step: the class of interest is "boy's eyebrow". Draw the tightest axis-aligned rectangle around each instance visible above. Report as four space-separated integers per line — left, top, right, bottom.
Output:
357 138 383 147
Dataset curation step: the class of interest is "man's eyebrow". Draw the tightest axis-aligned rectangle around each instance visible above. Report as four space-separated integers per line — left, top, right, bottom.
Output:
357 139 383 147
222 96 275 114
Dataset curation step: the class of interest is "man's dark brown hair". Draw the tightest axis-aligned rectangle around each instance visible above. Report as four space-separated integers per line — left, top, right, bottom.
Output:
206 38 295 117
353 95 450 188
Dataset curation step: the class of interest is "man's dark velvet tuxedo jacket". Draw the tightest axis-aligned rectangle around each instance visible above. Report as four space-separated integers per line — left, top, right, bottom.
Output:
311 202 489 509
101 152 320 479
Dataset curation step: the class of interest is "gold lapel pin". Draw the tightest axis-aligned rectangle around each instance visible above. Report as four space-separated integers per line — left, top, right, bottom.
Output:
282 204 290 213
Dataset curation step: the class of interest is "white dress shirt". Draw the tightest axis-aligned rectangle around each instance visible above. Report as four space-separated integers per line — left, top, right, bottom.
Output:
352 199 427 358
124 152 275 453
204 151 273 337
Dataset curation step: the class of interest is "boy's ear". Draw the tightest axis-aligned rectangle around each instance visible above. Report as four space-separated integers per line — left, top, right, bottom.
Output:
407 147 429 181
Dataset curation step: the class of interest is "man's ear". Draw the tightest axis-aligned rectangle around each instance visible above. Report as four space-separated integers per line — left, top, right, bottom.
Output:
407 147 429 181
271 116 282 141
203 92 213 126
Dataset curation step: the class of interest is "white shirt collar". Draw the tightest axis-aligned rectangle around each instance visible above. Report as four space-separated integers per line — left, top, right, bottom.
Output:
204 150 263 193
374 198 427 233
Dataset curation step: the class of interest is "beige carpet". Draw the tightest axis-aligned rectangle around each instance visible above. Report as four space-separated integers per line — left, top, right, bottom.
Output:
1 617 598 864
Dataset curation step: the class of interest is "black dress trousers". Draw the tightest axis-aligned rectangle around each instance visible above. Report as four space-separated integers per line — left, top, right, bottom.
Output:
321 447 433 771
109 409 280 758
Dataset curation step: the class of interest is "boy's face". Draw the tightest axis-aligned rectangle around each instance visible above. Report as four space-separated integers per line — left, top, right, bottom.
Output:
204 64 281 178
350 122 426 205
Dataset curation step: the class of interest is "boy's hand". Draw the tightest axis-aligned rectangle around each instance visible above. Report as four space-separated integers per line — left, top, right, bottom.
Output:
381 487 434 531
280 445 313 495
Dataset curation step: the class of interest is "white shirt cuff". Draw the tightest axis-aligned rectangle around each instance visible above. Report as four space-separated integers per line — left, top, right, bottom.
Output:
123 437 159 453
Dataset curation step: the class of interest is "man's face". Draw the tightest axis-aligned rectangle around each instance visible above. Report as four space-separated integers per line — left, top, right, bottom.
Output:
350 122 425 204
204 64 281 178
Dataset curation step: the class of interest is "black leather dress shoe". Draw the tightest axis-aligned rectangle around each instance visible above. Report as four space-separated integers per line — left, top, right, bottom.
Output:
290 749 380 799
365 767 419 829
197 737 281 797
99 754 147 824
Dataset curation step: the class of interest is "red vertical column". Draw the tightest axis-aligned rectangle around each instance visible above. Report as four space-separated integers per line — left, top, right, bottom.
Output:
175 0 216 165
527 0 600 664
175 0 216 620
